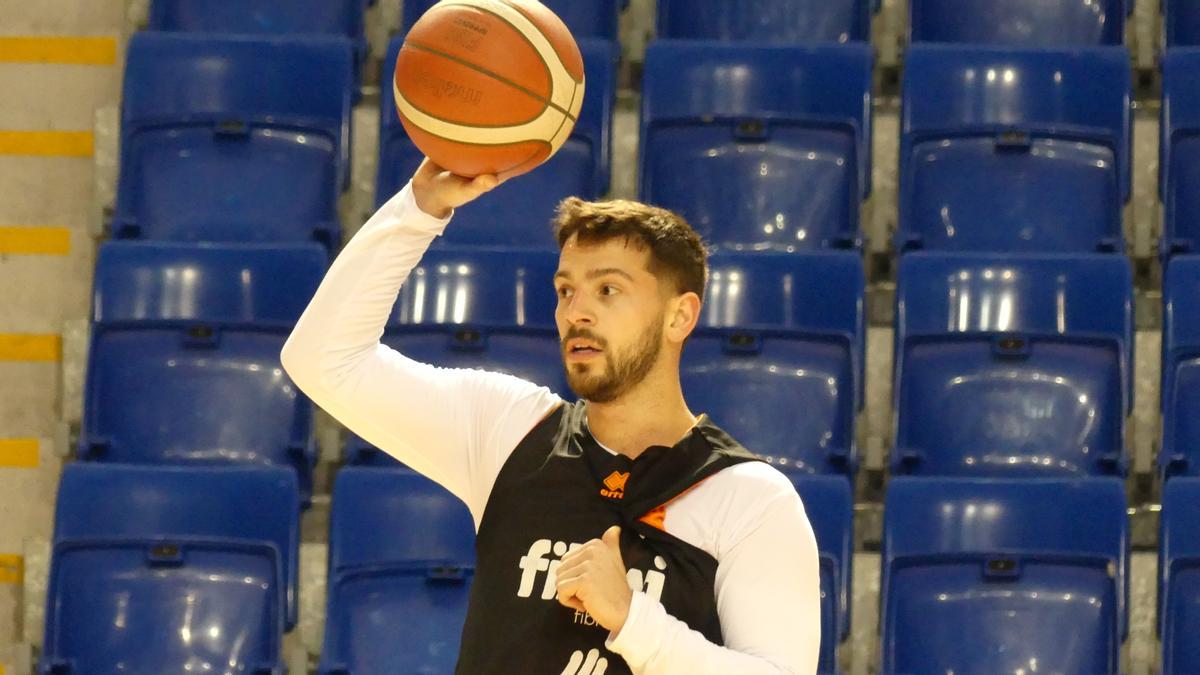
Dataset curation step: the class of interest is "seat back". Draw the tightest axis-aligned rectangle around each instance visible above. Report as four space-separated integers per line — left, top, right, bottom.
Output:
684 252 863 474
147 0 366 55
899 45 1131 253
1162 50 1200 257
81 242 326 499
116 33 354 248
343 248 564 465
377 37 615 248
1167 0 1200 46
401 0 623 41
321 468 475 674
1161 478 1200 674
1162 256 1200 478
640 41 873 252
43 540 284 675
881 477 1128 674
53 463 301 629
657 0 873 43
894 253 1132 477
787 473 853 672
909 0 1126 45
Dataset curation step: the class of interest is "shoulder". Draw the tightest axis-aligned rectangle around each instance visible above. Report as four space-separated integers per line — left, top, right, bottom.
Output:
662 461 808 560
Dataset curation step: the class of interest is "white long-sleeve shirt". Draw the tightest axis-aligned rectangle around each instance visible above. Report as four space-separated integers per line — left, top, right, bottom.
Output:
280 183 822 674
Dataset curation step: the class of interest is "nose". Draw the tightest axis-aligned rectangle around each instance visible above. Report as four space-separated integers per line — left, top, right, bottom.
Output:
560 292 595 327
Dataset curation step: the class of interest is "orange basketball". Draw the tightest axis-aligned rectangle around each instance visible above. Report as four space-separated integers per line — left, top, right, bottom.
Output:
394 0 586 179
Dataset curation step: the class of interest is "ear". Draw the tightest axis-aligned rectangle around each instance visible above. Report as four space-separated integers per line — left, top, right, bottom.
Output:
664 291 702 345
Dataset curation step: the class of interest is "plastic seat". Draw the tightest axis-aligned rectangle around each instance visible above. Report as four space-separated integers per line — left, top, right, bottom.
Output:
114 33 354 250
147 0 366 62
658 0 874 43
80 241 326 500
640 41 872 252
786 473 853 673
1160 478 1200 674
319 467 475 674
899 45 1131 254
894 253 1133 477
1166 0 1200 46
347 247 565 465
377 37 616 249
682 252 864 475
40 463 299 673
910 0 1127 45
1162 49 1200 258
401 0 623 41
1161 256 1200 478
881 477 1128 675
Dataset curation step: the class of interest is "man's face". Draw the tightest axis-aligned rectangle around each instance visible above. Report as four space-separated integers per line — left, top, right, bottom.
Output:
554 235 668 403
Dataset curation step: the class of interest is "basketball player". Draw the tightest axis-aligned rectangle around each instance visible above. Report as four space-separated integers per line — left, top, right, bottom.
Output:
281 159 821 674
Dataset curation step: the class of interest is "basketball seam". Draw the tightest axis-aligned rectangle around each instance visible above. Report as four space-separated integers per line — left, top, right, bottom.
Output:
403 40 578 124
394 76 568 144
499 0 585 86
546 80 582 154
434 0 581 104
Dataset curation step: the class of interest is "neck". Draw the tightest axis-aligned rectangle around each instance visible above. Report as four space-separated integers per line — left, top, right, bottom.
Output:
584 369 698 460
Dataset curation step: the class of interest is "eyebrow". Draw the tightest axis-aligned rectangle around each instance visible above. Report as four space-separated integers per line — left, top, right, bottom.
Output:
554 268 637 283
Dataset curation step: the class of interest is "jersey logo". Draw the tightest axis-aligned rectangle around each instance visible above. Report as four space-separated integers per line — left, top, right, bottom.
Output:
600 471 629 499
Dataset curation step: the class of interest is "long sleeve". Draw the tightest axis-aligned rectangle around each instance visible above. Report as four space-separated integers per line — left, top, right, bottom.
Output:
280 182 562 523
606 468 822 674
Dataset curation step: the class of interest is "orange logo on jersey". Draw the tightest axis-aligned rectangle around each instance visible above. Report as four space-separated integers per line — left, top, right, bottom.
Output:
600 471 630 499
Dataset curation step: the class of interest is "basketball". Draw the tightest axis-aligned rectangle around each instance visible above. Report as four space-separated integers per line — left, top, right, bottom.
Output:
394 0 586 179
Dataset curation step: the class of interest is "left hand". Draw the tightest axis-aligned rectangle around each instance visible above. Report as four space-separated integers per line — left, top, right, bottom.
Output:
555 525 634 633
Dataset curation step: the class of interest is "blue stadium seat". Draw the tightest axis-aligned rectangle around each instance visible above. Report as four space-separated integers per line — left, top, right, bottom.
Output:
1161 256 1200 479
80 241 326 500
894 253 1133 477
899 45 1131 254
1166 0 1200 46
683 252 864 475
658 0 874 43
320 467 475 674
401 0 624 41
345 247 565 465
1162 49 1200 258
1160 478 1200 674
377 37 616 249
147 0 366 62
115 33 354 250
41 463 299 673
881 477 1128 675
787 473 853 673
909 0 1127 45
641 41 873 252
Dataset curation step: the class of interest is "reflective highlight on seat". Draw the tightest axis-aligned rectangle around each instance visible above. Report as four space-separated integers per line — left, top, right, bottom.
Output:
894 253 1132 477
641 41 873 252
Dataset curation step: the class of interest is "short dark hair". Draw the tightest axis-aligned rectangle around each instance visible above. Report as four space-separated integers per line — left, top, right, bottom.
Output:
552 197 708 302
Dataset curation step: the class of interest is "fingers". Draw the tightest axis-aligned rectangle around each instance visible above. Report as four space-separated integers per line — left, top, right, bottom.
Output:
602 526 621 551
471 173 500 191
414 157 444 181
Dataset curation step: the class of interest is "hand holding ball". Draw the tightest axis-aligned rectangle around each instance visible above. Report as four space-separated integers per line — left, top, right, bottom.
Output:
394 0 586 180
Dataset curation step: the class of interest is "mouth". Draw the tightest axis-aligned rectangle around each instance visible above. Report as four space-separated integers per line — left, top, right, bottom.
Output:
565 339 604 362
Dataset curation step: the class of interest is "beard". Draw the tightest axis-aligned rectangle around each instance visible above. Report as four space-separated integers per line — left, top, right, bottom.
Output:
562 314 664 403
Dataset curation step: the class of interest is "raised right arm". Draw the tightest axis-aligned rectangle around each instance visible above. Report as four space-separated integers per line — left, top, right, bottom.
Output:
280 165 561 522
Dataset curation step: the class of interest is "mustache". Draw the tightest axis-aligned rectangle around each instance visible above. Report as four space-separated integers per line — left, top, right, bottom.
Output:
561 328 607 350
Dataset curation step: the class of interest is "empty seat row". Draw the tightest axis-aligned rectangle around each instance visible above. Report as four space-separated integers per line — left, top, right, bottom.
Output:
65 463 1200 674
114 33 1181 258
98 239 1200 491
117 33 1200 261
144 0 1200 50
